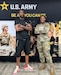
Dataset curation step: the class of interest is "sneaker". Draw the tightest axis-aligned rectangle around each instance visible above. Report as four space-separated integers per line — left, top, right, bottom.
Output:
24 64 33 71
13 66 20 75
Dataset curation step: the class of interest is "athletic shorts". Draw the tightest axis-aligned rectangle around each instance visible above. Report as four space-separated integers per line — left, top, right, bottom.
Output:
15 37 30 57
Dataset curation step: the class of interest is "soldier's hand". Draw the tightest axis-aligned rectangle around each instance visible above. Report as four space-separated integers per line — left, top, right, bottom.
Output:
26 23 31 27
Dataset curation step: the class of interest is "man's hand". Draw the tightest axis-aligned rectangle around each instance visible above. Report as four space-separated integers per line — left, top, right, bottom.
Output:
15 24 25 32
24 23 32 31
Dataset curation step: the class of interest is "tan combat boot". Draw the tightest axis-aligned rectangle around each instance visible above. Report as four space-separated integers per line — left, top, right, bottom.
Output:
50 66 55 75
39 64 46 70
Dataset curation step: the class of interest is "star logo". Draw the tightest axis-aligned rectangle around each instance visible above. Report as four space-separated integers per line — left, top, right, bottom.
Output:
0 1 9 10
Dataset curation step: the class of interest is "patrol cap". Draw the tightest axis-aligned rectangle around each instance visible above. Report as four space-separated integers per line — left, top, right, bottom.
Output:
2 25 8 30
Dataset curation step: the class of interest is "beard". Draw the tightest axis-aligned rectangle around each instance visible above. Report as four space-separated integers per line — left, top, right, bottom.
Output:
19 15 25 19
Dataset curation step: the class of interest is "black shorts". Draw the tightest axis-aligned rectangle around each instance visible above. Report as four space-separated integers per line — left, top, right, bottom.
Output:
15 37 30 57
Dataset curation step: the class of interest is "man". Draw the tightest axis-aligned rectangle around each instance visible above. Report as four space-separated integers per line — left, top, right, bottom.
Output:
13 10 33 74
35 15 55 75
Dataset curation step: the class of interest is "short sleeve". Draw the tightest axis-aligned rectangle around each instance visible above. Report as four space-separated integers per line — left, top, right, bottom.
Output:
15 18 20 25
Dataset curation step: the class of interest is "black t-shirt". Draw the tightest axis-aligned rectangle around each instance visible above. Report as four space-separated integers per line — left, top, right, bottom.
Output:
15 18 29 40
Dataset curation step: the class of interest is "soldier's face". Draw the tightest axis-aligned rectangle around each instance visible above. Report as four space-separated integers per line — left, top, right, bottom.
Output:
19 10 25 18
40 16 46 23
4 27 8 31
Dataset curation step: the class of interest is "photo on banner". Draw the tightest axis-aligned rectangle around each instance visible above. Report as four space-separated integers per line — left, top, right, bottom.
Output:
0 20 16 56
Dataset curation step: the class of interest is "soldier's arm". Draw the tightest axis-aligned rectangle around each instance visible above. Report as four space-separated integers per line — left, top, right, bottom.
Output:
9 34 14 43
35 25 40 34
15 24 25 32
44 23 50 33
9 34 16 48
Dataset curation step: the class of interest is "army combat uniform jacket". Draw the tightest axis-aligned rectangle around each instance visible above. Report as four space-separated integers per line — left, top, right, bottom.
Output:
35 22 53 65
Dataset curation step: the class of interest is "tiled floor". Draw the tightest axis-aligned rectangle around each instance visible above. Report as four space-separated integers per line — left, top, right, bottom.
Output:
0 62 61 75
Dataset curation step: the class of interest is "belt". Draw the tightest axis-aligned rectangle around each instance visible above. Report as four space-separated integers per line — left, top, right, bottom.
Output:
37 33 47 35
41 33 47 34
1 43 9 46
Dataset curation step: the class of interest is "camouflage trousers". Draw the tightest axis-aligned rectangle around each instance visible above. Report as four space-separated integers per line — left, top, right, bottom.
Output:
37 39 53 65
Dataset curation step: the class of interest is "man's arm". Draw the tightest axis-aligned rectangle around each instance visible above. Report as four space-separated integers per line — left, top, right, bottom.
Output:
24 23 32 31
15 24 25 32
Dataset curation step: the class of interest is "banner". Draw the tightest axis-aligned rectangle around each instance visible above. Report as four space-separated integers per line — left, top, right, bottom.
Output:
0 0 61 61
0 0 61 21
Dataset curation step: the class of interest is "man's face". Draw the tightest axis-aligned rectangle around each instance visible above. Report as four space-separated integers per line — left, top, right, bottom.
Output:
40 16 46 23
19 10 24 18
4 26 8 31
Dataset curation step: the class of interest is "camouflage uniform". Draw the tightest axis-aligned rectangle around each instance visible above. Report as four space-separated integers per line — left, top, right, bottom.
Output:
0 32 10 45
35 22 53 65
0 32 15 56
